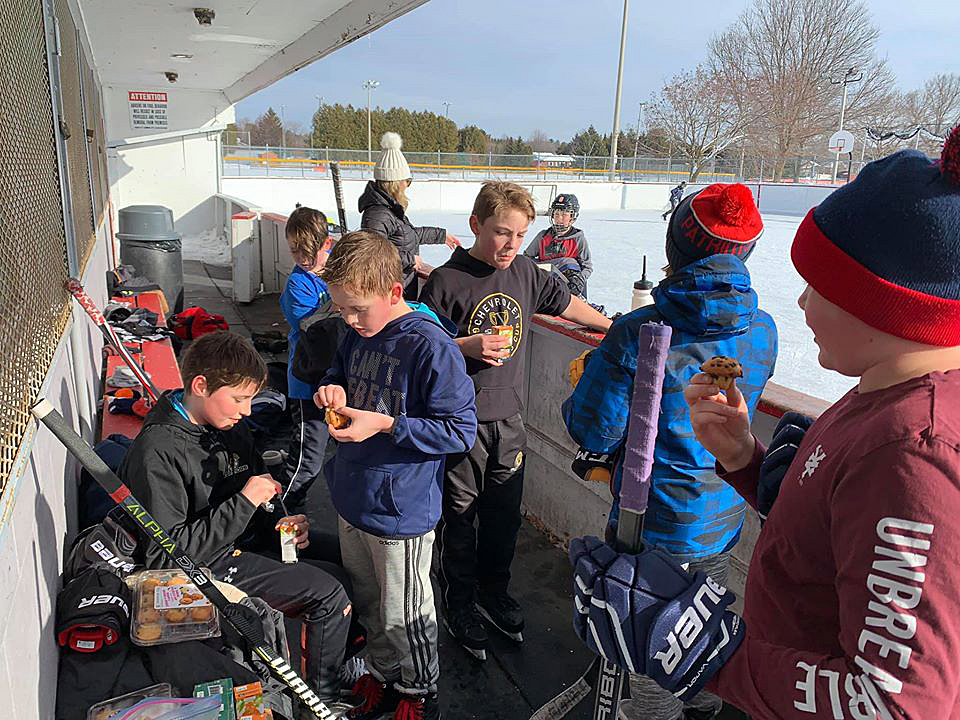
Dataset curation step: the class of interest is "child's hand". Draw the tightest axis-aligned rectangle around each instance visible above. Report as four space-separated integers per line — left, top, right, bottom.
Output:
242 474 281 507
314 384 346 410
458 333 510 366
328 406 394 443
684 373 755 472
445 233 461 250
276 514 310 548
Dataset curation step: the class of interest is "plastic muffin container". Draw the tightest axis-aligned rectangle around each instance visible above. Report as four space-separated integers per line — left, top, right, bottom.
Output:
86 682 171 720
127 569 220 646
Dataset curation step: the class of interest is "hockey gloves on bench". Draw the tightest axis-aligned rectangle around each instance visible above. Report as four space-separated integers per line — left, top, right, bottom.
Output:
757 411 814 522
570 536 744 700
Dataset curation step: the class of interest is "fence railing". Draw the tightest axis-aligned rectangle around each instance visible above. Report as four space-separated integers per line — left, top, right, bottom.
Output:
221 145 873 184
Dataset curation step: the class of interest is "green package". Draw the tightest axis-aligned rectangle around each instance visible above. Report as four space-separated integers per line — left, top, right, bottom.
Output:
193 677 236 720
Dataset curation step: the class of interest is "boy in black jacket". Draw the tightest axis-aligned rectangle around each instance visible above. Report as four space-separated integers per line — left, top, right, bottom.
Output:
419 181 610 661
120 331 354 715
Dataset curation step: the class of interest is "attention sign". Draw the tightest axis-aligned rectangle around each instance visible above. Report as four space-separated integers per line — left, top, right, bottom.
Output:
128 91 168 130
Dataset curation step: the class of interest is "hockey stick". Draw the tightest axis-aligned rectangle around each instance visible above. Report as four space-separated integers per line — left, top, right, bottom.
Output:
65 278 162 403
31 399 337 719
531 322 672 720
330 161 348 232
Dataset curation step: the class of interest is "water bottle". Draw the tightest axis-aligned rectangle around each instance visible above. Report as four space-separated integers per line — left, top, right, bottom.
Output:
631 255 655 310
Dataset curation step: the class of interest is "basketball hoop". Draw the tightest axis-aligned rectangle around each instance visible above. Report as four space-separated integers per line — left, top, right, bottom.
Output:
828 130 856 154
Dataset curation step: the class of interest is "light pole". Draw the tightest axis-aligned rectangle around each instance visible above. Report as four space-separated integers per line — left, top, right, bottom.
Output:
363 80 380 163
608 0 630 180
831 67 861 183
632 101 647 176
442 100 451 119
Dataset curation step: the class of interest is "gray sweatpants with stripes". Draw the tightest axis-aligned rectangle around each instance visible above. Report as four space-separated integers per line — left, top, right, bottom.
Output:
338 517 439 694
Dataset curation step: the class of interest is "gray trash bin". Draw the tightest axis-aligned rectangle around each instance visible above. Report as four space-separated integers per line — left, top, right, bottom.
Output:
117 205 183 313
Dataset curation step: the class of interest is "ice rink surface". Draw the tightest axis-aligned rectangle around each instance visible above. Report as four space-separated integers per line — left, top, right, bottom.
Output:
185 207 856 403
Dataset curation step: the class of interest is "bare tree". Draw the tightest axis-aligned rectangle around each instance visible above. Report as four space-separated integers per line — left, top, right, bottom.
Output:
526 129 554 153
648 66 751 181
901 73 960 153
711 0 895 179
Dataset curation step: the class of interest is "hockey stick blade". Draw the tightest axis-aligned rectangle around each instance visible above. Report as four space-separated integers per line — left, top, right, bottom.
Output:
529 656 600 720
31 399 337 719
65 278 162 403
330 161 348 233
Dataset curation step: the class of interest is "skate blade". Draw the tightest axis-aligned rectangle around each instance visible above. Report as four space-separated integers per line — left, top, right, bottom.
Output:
443 619 487 661
477 605 524 643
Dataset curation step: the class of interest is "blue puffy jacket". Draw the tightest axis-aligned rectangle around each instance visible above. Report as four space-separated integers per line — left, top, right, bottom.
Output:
280 265 330 399
323 303 478 538
562 254 777 560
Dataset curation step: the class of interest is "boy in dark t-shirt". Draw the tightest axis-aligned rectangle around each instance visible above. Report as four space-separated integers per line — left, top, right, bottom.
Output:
419 181 610 660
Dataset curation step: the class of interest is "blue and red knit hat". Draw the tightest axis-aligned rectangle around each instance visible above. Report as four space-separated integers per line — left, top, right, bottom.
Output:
791 125 960 347
666 183 763 270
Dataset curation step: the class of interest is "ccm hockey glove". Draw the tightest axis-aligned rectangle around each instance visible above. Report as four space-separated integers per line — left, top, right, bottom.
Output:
571 448 614 491
757 411 814 521
570 536 744 701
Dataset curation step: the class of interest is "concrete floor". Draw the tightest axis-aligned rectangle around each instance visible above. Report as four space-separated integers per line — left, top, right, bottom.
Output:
181 259 750 720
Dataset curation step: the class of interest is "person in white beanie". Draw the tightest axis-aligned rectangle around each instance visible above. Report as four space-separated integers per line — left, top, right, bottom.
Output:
359 132 459 299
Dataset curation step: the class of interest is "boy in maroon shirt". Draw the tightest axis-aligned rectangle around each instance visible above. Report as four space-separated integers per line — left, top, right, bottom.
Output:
569 126 960 719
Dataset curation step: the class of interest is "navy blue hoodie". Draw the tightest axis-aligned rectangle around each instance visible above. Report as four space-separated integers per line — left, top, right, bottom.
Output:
322 303 478 538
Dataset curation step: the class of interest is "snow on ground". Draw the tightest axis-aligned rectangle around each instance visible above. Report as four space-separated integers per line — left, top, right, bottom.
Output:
181 208 855 403
180 228 230 266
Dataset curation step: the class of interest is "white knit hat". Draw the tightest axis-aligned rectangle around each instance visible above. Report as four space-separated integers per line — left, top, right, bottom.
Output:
374 132 411 181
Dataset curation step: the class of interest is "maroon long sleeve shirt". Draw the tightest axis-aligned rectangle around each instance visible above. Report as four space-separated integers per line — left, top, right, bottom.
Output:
709 370 960 719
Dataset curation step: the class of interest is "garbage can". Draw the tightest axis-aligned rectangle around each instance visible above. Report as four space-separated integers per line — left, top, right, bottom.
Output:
117 205 183 314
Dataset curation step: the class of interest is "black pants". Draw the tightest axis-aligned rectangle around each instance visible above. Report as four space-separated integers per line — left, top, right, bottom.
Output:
210 533 351 701
281 398 329 507
438 414 526 611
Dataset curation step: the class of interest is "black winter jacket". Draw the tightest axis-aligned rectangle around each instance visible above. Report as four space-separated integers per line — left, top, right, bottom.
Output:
358 181 446 288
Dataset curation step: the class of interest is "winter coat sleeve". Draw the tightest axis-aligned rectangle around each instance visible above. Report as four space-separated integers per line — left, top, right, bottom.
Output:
562 317 635 453
709 438 960 719
123 438 257 568
280 272 328 332
362 208 416 272
391 337 478 455
523 231 545 260
414 224 446 246
576 233 593 280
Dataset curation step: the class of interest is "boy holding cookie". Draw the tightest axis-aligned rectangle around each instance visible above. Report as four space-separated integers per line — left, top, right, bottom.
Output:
314 230 477 720
418 181 610 660
563 183 777 720
120 331 354 714
571 131 960 719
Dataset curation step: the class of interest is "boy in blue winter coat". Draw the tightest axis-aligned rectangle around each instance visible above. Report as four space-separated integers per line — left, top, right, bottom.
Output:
563 183 777 720
314 230 477 720
279 205 334 509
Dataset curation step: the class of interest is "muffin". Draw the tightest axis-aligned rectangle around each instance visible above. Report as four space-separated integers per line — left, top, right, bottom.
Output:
700 356 743 391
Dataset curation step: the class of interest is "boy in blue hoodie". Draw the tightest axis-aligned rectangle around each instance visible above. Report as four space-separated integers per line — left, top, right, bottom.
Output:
314 230 477 720
279 205 334 509
563 183 777 720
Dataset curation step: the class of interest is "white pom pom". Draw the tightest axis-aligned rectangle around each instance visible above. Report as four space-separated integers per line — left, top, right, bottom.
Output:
380 132 403 151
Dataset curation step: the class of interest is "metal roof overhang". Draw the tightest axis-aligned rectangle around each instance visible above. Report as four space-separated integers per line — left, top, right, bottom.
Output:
75 0 430 100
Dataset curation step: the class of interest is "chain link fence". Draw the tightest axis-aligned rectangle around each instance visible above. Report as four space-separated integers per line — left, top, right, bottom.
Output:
222 145 874 184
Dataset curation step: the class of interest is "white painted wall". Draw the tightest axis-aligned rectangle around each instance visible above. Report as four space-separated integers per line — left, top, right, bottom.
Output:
103 85 234 238
223 176 836 219
0 234 109 717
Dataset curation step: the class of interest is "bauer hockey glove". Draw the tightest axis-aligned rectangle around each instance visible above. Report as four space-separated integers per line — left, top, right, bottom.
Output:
757 411 814 522
570 536 744 701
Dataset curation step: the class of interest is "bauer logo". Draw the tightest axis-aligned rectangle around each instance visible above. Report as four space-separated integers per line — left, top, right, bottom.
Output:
78 594 129 617
89 539 136 573
653 576 726 674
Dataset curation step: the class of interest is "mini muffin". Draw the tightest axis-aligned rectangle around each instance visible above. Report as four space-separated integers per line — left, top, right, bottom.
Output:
164 608 188 623
190 605 214 622
137 623 163 642
164 574 188 586
139 608 161 624
700 356 743 391
325 407 350 429
141 577 161 592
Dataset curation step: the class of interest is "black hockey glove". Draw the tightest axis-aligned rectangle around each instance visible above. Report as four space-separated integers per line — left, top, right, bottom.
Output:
562 269 586 298
571 447 614 490
757 411 814 522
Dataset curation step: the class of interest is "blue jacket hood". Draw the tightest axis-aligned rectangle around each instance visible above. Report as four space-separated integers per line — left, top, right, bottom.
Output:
652 255 758 337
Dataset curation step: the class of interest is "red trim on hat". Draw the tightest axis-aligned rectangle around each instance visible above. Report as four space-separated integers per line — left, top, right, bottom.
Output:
690 184 763 244
791 209 960 346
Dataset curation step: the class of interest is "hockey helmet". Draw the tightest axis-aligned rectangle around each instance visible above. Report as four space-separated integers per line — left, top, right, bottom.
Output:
550 193 579 234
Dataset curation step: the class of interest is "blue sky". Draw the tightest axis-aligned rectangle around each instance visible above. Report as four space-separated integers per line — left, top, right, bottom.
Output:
236 0 960 141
